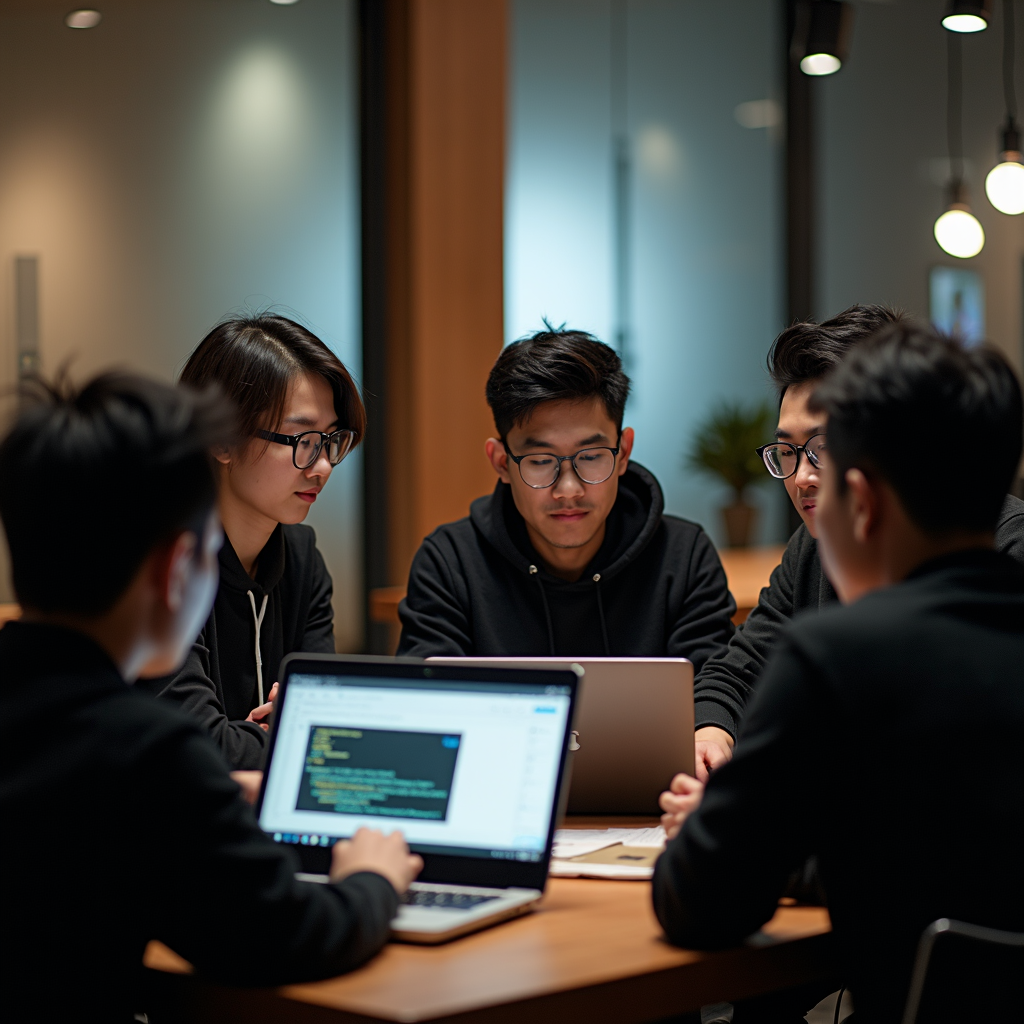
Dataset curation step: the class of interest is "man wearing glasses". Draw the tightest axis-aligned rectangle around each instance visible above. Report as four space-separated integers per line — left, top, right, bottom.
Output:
397 328 737 666
685 305 1024 785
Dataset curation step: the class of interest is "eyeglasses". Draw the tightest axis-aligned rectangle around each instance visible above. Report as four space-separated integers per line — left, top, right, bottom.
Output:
256 428 356 470
756 433 827 480
504 443 620 489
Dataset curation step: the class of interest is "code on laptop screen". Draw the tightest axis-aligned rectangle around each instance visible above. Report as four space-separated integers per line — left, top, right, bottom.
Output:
258 674 573 861
296 726 461 820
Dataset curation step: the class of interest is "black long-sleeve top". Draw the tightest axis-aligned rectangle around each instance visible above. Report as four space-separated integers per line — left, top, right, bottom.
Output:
0 622 397 1024
654 550 1024 1024
693 494 1024 737
138 523 335 769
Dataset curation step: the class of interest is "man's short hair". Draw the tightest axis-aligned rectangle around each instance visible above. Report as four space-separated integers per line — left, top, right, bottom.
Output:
810 326 1023 536
485 328 631 438
768 304 908 398
0 372 233 616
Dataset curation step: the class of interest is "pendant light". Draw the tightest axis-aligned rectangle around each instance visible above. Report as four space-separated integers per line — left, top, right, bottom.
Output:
985 0 1024 213
794 0 854 77
942 1 991 33
935 33 985 258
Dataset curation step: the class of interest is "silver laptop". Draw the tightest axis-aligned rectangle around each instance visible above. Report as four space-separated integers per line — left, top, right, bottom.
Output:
256 654 580 943
429 658 693 814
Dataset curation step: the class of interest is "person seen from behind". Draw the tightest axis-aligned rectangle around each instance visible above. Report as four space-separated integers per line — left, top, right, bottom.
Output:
0 372 419 1022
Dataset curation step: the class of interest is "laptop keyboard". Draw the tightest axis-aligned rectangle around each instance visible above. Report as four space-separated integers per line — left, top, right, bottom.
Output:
400 888 500 909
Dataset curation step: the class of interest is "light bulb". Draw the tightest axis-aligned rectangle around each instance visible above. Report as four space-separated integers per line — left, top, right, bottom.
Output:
942 13 988 31
934 207 985 258
986 157 1024 214
800 53 842 76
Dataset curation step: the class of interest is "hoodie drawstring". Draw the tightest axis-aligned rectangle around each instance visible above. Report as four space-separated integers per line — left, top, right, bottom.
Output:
246 590 269 705
592 573 611 656
528 565 556 656
529 565 611 656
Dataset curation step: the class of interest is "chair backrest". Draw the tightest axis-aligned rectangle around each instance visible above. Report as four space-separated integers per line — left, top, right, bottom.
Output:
901 918 1024 1024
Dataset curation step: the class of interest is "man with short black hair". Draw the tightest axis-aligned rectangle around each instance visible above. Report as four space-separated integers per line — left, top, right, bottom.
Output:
653 327 1024 1023
397 328 736 664
691 305 1024 779
0 373 420 1022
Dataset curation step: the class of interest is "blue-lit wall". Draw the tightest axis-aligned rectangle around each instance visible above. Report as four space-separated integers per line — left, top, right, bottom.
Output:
0 0 363 647
507 0 788 546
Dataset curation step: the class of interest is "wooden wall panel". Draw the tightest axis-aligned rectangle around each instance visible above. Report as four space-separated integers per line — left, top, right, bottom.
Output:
386 0 506 587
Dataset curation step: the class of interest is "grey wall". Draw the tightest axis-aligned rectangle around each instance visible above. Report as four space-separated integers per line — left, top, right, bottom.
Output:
819 0 1024 377
0 0 364 648
507 0 789 547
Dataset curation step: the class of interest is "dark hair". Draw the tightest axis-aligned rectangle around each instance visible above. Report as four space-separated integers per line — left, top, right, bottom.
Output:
768 304 909 398
810 326 1023 535
0 372 233 616
180 314 366 450
485 328 631 438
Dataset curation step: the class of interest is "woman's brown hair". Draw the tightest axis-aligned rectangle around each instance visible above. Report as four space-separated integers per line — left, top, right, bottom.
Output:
180 314 366 451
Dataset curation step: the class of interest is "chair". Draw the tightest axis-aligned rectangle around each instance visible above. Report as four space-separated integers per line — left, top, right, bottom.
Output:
901 918 1024 1024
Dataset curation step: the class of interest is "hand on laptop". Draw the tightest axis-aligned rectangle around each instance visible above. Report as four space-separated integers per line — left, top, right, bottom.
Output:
694 726 734 783
230 770 263 805
659 773 705 840
246 681 279 732
330 828 423 894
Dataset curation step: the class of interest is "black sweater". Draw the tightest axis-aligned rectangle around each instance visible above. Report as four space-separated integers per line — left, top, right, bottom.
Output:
396 463 736 668
694 494 1024 736
654 549 1024 1024
138 523 335 769
0 622 397 1024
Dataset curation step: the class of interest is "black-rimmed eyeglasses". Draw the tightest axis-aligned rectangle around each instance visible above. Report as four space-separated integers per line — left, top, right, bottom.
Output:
257 428 357 470
504 443 620 489
756 433 827 480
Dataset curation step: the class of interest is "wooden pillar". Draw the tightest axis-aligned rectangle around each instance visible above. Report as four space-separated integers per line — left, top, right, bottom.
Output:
361 0 506 650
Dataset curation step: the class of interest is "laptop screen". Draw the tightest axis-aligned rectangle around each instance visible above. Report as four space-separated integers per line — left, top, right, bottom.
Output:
258 670 573 863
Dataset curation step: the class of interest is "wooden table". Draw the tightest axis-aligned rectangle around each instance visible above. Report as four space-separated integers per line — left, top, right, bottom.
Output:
144 864 835 1023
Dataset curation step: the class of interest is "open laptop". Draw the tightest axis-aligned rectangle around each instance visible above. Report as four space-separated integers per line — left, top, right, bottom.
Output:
428 658 693 815
256 654 580 943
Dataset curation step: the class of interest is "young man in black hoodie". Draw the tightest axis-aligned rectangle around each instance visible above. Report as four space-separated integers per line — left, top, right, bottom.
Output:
397 328 736 665
0 373 420 1023
654 327 1024 1024
691 306 1024 779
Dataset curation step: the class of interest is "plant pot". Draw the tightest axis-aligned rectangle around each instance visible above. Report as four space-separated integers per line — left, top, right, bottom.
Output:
722 500 758 548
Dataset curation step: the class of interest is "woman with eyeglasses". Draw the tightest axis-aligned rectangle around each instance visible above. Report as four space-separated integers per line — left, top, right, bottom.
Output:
138 314 363 769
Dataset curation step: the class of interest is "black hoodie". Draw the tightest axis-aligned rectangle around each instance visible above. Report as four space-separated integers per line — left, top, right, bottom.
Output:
0 622 397 1024
396 462 736 667
138 522 334 770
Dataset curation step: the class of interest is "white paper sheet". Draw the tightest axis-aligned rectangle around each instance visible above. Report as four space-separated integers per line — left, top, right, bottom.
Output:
551 826 666 860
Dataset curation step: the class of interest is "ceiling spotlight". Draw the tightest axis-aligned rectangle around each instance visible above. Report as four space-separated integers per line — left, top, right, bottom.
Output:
269 0 300 4
942 1 990 32
65 9 101 29
793 1 854 78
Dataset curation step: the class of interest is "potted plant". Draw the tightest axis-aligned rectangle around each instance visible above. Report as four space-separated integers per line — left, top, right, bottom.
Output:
687 401 773 548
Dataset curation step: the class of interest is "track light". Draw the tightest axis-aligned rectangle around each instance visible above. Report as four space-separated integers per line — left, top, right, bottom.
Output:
942 1 990 33
794 1 854 77
985 1 1024 213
